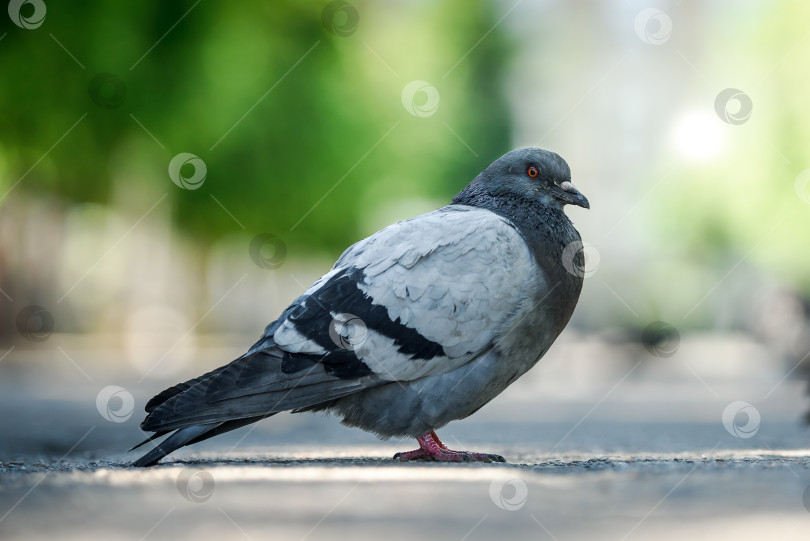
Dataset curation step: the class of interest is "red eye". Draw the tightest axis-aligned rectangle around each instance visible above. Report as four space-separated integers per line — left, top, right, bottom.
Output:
527 166 539 178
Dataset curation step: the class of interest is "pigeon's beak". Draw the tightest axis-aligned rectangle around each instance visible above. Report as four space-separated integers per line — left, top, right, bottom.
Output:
559 181 590 209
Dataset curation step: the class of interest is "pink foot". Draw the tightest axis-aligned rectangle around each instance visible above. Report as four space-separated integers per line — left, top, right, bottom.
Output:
394 430 505 463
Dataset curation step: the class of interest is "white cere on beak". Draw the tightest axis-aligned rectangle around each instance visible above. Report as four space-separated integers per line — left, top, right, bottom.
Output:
560 181 579 193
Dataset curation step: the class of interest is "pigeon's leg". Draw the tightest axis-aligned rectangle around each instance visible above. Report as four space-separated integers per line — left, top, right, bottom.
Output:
394 430 505 463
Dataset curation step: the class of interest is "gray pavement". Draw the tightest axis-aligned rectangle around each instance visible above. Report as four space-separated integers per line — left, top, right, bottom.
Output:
1 338 810 540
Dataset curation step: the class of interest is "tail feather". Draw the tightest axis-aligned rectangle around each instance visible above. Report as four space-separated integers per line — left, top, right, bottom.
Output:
132 425 215 467
128 430 170 452
131 415 273 466
183 414 273 447
133 343 382 465
141 349 378 433
145 364 231 413
144 379 366 432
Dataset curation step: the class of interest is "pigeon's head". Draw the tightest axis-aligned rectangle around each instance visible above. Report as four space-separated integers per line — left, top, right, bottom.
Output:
455 148 590 210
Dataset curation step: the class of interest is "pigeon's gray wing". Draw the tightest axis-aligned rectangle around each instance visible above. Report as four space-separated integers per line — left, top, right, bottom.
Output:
271 204 535 381
140 205 534 433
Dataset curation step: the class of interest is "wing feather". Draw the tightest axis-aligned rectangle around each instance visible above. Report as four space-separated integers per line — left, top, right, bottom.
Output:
273 205 535 381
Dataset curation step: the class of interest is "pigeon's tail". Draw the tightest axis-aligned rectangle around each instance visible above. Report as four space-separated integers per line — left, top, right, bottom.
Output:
132 346 380 466
133 425 213 467
132 415 274 467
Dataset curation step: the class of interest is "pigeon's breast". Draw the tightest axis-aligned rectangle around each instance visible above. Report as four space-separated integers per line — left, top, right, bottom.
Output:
492 265 561 380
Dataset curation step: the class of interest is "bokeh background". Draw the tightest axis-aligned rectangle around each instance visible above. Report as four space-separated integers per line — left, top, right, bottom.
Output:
2 1 810 540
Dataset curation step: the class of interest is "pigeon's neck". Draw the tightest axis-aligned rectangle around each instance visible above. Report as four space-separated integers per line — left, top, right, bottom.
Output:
451 190 584 333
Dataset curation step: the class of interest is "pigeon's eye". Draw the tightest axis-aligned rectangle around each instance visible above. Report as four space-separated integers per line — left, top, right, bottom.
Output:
527 166 539 178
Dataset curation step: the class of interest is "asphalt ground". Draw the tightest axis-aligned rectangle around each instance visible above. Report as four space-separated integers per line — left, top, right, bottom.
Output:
1 338 809 540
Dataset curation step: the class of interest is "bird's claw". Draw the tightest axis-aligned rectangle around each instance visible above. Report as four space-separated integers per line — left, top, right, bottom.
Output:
394 431 506 463
394 449 504 463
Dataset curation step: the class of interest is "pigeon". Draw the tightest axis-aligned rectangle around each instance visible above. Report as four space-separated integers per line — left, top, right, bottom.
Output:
132 147 589 466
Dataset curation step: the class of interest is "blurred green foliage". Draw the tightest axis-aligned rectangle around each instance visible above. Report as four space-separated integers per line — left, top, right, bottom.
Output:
0 0 511 252
653 3 810 295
